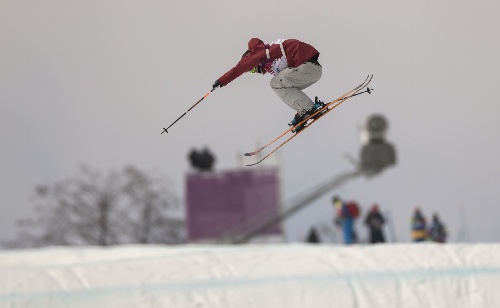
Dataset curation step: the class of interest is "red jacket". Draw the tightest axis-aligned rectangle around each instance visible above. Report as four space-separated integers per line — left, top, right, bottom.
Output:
218 38 319 86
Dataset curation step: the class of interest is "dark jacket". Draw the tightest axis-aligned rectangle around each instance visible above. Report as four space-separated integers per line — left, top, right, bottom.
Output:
429 216 447 243
364 210 386 243
365 211 385 231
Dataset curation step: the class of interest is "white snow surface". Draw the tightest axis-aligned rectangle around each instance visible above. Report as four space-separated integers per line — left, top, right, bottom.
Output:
1 243 500 307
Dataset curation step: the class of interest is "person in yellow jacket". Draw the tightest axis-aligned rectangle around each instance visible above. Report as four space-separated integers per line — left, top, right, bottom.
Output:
410 207 428 242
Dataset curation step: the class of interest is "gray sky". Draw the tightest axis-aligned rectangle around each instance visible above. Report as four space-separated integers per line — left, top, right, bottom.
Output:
2 0 500 244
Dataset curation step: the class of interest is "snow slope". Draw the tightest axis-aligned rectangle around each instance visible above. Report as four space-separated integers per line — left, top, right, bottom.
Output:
1 244 500 307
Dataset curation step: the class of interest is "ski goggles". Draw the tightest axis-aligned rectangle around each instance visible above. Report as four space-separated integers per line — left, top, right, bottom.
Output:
248 65 262 74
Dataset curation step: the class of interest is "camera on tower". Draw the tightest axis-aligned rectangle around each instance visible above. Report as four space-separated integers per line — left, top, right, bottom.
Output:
359 114 396 176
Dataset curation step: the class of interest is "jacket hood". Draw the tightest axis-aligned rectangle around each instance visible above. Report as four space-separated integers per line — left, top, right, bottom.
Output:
248 38 264 50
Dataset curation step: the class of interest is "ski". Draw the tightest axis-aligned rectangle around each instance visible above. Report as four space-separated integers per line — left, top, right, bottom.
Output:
245 74 372 158
245 75 373 167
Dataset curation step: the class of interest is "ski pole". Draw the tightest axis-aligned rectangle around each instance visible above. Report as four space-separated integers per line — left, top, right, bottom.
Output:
343 87 373 99
161 89 214 134
331 87 373 103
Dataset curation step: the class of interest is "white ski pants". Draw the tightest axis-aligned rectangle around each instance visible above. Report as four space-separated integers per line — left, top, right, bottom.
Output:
270 62 322 113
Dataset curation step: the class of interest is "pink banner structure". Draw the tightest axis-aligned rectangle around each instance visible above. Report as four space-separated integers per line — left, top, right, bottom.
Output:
186 168 282 242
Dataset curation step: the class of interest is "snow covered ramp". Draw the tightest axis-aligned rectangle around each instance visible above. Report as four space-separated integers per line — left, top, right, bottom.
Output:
1 243 500 307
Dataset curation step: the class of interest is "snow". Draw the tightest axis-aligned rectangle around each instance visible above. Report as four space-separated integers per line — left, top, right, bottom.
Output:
1 243 500 307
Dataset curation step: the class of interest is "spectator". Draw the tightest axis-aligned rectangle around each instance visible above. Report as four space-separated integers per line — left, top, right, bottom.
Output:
333 196 360 244
364 204 386 243
411 207 428 242
429 213 448 243
306 227 321 243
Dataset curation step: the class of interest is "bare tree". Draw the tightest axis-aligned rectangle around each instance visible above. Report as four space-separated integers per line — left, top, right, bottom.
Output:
4 165 184 248
121 166 184 244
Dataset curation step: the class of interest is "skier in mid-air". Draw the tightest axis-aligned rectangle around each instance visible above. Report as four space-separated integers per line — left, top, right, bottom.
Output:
162 37 372 165
212 38 325 132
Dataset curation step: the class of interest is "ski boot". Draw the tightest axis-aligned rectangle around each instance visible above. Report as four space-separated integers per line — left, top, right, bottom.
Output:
288 97 326 133
288 109 312 133
311 96 326 119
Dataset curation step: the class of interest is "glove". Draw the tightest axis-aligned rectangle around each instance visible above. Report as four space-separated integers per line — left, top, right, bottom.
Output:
212 79 222 90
